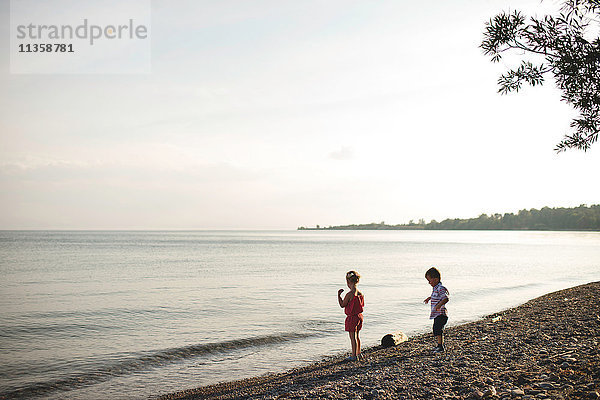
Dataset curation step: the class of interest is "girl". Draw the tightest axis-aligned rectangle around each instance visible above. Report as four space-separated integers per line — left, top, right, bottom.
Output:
337 270 364 361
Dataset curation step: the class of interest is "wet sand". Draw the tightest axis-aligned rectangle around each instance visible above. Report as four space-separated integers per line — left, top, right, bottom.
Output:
159 281 599 400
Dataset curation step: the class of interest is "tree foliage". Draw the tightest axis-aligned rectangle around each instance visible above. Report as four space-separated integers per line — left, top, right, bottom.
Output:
299 204 600 231
481 0 600 152
425 204 600 231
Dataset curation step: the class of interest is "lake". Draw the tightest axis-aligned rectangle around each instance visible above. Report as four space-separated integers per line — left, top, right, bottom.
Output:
1 230 599 399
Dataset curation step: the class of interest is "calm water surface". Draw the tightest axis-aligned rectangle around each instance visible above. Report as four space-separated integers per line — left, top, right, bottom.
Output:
0 230 599 399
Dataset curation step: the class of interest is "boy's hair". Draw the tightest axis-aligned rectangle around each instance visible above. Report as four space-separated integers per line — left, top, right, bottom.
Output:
425 267 441 280
346 270 361 283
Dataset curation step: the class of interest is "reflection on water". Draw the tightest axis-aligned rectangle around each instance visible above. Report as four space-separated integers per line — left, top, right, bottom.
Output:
1 230 599 399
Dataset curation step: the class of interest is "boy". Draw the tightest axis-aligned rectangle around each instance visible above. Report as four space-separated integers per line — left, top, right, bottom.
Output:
423 267 449 353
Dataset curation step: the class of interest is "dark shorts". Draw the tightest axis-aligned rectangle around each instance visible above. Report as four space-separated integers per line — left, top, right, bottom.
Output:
433 315 448 336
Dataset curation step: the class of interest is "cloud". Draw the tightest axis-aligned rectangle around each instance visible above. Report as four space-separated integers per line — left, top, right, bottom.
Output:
0 145 262 184
329 146 354 161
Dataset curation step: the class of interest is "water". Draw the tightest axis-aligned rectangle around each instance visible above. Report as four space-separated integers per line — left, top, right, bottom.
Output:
0 230 599 399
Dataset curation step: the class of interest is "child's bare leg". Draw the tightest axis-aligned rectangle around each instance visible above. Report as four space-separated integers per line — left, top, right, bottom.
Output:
348 331 357 357
435 334 444 347
356 332 361 356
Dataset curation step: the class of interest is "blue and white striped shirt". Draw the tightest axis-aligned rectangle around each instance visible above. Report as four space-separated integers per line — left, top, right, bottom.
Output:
430 283 449 319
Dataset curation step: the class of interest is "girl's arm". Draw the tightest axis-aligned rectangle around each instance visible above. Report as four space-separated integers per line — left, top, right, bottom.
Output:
337 289 344 307
339 291 354 308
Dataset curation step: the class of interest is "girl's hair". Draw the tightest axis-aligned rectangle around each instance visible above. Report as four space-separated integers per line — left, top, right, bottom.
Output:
425 267 441 280
346 270 361 283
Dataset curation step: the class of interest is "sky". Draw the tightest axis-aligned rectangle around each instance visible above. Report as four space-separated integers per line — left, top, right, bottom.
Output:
1 0 599 229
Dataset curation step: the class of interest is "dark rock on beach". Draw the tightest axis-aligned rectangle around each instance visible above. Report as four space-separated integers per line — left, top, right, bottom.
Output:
158 282 600 400
381 331 409 348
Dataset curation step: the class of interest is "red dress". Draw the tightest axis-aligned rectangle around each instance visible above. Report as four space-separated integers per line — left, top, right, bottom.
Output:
344 293 364 332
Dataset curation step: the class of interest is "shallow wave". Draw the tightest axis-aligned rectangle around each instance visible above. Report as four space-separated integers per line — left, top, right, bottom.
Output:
457 282 542 298
0 332 315 399
301 319 340 332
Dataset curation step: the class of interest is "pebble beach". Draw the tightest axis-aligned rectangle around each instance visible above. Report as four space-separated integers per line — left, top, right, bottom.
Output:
159 281 599 400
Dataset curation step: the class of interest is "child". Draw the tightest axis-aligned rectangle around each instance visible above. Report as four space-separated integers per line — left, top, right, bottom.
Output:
423 267 449 353
338 270 364 361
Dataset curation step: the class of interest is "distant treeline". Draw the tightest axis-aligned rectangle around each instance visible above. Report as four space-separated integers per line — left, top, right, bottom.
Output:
298 204 600 231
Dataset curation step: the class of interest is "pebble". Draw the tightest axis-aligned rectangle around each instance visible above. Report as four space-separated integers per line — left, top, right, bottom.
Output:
159 282 600 400
484 386 497 397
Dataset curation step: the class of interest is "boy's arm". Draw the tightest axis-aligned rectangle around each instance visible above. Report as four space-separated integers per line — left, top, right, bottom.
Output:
435 297 449 310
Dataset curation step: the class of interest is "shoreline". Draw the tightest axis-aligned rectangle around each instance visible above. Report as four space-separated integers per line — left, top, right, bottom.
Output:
159 281 599 400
